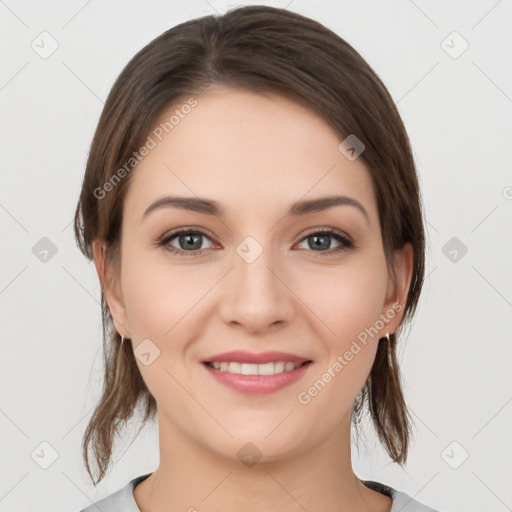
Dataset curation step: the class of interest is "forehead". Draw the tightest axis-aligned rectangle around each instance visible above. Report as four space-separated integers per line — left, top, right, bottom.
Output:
123 87 378 226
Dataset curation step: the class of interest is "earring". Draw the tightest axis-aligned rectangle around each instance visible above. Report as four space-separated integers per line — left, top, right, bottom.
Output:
381 331 394 344
121 335 128 345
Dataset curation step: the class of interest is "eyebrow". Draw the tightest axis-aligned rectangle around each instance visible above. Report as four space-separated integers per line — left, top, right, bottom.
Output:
142 195 370 224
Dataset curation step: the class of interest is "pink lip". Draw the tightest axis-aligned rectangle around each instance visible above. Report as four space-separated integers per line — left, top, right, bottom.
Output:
203 350 311 364
203 360 313 394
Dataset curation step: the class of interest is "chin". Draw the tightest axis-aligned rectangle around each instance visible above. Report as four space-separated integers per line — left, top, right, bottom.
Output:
201 429 310 466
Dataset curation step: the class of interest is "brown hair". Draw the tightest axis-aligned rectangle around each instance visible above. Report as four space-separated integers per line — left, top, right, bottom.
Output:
74 5 426 485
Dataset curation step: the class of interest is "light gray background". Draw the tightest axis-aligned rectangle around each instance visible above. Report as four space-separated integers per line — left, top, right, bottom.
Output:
1 1 511 511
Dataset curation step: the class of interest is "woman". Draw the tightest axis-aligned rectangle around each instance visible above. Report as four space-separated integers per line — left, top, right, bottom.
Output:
74 5 439 512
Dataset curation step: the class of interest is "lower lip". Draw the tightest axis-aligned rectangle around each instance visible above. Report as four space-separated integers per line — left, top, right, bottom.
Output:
202 361 312 394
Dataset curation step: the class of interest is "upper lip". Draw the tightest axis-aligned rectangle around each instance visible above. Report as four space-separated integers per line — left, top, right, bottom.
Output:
203 350 312 364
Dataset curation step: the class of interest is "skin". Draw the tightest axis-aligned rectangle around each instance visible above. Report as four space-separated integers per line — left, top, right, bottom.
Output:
93 86 413 512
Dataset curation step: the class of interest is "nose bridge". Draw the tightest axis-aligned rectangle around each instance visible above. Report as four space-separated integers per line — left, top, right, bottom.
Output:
237 238 276 292
220 234 294 330
235 234 282 305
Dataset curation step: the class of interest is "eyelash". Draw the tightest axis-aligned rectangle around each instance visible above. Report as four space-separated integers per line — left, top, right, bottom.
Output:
156 227 355 257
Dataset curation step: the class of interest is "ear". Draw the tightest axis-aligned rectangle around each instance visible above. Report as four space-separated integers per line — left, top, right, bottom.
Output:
380 242 414 336
92 239 131 338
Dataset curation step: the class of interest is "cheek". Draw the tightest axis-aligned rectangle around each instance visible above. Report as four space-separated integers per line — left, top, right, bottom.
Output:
121 248 206 338
121 264 196 402
120 254 214 384
294 265 386 419
293 256 389 343
290 258 388 399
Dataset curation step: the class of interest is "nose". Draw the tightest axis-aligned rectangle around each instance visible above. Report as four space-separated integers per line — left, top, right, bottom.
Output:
218 243 296 334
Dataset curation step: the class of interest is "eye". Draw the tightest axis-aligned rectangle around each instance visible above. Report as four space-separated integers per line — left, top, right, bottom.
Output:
157 228 216 256
156 227 355 257
295 228 354 255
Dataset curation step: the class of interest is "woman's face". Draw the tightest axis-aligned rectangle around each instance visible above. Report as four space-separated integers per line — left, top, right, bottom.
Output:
97 86 412 463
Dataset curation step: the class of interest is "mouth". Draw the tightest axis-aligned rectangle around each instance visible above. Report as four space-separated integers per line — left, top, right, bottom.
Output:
203 360 312 376
201 356 313 394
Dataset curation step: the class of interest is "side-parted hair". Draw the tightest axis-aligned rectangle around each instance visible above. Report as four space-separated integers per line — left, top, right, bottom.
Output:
74 5 426 485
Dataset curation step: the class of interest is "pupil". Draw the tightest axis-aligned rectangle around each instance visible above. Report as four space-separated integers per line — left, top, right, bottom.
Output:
182 234 200 250
311 234 329 251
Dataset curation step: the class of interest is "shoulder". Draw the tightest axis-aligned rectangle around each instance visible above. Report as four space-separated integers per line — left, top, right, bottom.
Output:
362 480 441 512
76 473 151 512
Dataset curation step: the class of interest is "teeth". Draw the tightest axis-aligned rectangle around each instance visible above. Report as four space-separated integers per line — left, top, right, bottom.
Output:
209 361 303 375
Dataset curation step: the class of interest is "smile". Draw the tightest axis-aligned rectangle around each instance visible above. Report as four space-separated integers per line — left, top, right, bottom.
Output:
202 360 313 394
206 361 306 375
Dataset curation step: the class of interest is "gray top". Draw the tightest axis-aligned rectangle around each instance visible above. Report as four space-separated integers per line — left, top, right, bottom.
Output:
78 473 440 512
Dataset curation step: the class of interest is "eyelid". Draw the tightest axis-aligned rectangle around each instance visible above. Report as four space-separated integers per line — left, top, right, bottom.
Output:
299 226 353 243
156 225 355 255
156 226 219 250
159 225 218 242
158 225 352 243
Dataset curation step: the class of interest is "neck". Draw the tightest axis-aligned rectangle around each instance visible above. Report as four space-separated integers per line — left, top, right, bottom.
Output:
133 411 392 512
